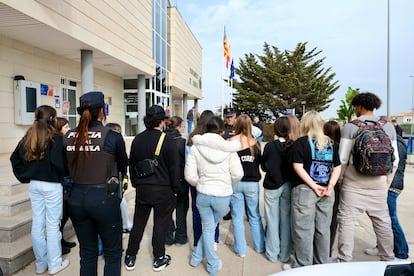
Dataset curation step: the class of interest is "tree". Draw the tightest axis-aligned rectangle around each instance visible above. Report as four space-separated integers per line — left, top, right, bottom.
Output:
336 87 360 123
232 42 339 119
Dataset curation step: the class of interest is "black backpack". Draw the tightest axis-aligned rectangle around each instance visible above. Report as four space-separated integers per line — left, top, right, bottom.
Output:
351 119 394 176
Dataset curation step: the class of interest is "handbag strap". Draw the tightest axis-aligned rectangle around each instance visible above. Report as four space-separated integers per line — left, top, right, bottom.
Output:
155 132 166 157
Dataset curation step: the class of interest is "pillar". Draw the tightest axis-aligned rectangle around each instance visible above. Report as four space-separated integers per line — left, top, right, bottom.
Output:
81 49 93 93
137 74 146 133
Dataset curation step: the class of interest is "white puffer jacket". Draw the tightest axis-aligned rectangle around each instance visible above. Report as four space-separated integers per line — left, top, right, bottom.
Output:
185 133 243 197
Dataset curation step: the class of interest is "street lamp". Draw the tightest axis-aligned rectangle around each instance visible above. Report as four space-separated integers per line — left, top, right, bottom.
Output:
410 76 414 136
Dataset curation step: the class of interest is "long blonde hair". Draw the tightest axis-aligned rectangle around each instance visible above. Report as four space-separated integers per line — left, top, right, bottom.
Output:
234 114 257 155
287 115 301 140
300 111 331 151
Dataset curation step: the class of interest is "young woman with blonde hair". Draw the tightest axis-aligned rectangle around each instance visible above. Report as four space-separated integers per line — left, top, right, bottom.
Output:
286 111 341 269
229 114 265 257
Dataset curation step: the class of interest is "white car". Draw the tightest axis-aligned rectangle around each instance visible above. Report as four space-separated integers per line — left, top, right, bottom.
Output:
270 260 413 276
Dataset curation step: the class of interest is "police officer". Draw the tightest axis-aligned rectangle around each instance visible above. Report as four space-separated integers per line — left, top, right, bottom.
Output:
223 107 236 139
64 91 128 276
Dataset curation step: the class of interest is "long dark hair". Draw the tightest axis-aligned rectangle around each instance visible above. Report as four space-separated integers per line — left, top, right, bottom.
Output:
205 116 225 134
22 105 57 161
323 121 341 145
187 110 215 146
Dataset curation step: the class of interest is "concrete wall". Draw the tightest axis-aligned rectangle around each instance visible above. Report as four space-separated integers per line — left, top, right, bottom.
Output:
1 0 154 76
168 7 202 99
0 35 125 154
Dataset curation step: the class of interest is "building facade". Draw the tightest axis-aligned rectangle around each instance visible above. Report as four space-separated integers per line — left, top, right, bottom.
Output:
0 0 201 274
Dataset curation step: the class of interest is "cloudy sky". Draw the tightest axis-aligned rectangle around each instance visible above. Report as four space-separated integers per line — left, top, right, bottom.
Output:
173 0 414 119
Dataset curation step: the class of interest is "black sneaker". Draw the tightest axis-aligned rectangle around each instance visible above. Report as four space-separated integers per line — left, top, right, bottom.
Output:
62 246 70 255
223 211 232 220
62 240 77 248
153 255 171 272
125 255 136 271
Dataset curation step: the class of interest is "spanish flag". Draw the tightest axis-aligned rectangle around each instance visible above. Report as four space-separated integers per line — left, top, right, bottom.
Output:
223 26 230 69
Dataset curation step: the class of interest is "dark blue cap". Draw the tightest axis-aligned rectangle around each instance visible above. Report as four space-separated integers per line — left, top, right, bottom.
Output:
223 107 235 117
77 91 105 114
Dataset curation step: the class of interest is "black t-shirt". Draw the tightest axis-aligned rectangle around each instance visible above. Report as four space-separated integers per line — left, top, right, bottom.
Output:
289 136 340 188
237 143 261 182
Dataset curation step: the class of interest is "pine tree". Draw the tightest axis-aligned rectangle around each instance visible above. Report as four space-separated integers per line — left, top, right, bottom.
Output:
233 42 339 120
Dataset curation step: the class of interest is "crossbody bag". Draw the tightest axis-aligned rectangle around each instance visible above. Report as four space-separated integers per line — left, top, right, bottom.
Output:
135 132 166 178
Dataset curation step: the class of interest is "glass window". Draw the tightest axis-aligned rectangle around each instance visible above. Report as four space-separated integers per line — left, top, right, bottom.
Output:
155 35 161 64
124 79 138 90
155 3 160 35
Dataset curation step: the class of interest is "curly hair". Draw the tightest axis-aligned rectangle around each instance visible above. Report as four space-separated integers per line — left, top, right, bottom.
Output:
351 92 381 111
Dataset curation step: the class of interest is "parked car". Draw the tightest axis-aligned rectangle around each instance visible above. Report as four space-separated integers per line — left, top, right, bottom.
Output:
270 260 413 276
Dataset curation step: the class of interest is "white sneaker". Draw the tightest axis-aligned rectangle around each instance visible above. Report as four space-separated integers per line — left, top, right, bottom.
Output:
282 263 292 270
36 267 47 274
393 257 410 262
364 246 379 256
48 259 69 275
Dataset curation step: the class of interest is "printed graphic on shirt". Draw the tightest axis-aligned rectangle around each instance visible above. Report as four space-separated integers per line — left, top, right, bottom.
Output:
309 139 333 185
66 131 102 152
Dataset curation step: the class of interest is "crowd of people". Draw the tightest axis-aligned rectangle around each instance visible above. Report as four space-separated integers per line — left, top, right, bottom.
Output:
9 91 410 276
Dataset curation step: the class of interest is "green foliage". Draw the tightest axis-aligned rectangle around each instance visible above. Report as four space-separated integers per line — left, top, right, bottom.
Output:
336 87 360 123
232 42 339 119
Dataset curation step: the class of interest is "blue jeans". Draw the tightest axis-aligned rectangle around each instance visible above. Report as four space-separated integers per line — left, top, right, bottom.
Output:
387 191 409 259
231 181 265 256
29 180 63 273
190 186 219 246
191 193 230 276
187 120 193 134
291 184 334 267
263 183 291 263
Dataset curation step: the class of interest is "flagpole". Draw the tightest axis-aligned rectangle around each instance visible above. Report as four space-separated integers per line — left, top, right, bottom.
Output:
221 25 224 116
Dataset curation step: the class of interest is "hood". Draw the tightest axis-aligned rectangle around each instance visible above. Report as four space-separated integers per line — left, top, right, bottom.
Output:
192 133 240 164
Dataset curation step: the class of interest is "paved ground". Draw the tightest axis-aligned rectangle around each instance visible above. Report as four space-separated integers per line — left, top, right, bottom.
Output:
13 166 414 276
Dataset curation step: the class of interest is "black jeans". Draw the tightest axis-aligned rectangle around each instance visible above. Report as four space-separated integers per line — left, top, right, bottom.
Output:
68 186 122 276
167 186 189 244
126 194 176 258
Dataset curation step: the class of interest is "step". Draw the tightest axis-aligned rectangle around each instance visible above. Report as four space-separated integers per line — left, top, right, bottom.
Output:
0 234 34 275
0 210 32 243
0 192 30 217
0 182 27 197
0 222 75 275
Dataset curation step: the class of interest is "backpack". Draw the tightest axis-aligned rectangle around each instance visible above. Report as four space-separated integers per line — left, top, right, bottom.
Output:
351 119 394 176
309 138 334 185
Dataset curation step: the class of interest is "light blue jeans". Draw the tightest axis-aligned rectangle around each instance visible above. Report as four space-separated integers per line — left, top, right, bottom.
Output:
191 193 230 276
29 180 63 272
231 181 265 256
291 184 334 267
264 182 291 263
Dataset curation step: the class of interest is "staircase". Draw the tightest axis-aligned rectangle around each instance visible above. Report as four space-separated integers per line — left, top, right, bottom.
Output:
0 154 74 275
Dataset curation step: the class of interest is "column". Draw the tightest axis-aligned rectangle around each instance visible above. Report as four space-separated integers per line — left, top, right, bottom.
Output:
137 75 146 133
81 49 93 93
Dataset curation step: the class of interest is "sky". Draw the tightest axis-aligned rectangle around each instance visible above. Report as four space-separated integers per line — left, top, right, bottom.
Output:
172 0 414 120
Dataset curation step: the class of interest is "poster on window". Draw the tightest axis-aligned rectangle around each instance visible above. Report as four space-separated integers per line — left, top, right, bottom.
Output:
62 101 70 113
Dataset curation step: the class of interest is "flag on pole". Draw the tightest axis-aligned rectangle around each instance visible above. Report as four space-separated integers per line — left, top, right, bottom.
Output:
223 26 230 69
229 59 235 79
